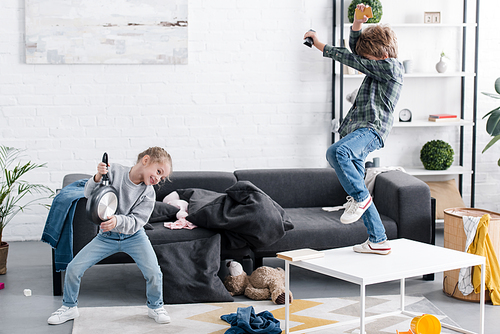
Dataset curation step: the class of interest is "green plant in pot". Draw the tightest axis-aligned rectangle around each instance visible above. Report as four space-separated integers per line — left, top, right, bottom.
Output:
348 0 383 23
481 77 500 166
0 146 53 274
420 140 454 170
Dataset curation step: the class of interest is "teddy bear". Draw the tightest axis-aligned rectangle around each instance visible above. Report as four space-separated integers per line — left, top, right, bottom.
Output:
223 261 293 304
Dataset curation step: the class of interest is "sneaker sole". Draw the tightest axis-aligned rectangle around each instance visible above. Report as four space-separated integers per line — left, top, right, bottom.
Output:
340 216 360 224
353 246 391 255
48 314 79 325
148 314 171 324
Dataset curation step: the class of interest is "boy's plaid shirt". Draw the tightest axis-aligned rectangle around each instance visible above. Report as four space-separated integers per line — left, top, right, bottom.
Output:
323 28 404 144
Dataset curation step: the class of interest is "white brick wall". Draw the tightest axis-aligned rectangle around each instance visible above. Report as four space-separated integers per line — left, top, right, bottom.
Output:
1 0 499 241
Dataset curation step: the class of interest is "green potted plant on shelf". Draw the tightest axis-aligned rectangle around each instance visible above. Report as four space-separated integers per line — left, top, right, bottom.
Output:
420 140 454 170
0 146 53 274
481 77 500 166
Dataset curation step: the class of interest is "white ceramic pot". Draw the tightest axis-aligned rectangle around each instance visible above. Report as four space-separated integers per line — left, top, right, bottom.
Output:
436 56 447 73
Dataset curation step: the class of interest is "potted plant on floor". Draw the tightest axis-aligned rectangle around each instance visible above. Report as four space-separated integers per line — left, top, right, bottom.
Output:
0 146 53 274
482 77 500 166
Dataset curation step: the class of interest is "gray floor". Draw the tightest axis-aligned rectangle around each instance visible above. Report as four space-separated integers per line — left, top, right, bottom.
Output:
1 227 499 334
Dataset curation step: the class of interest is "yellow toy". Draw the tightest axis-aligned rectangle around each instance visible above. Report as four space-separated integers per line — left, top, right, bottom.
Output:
397 314 441 334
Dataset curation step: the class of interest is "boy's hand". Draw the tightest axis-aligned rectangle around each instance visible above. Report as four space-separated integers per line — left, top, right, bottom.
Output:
353 4 369 31
101 216 117 232
304 30 326 52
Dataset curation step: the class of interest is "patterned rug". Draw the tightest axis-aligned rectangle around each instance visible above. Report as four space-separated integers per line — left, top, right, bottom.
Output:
72 295 460 334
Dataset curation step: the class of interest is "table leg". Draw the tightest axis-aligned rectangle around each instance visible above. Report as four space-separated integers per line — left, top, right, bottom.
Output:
400 278 405 312
480 263 485 334
285 260 290 334
360 283 366 334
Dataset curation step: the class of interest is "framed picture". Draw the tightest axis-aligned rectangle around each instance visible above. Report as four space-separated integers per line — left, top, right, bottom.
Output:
25 0 188 64
424 12 441 24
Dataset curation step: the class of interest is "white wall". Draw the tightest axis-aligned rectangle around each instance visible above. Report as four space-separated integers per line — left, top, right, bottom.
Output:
1 0 499 241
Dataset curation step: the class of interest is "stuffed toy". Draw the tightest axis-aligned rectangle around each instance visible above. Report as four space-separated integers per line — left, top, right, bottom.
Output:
223 261 293 304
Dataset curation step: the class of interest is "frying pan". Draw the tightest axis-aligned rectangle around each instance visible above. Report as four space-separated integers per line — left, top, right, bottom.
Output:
86 152 119 225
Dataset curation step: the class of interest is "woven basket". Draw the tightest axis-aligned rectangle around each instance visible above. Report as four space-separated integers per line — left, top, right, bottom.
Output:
443 208 500 302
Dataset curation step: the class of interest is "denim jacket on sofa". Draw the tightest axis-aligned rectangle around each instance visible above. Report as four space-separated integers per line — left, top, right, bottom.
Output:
41 179 87 272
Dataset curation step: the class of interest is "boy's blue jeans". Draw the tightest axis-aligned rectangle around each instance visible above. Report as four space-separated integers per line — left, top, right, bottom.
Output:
326 127 387 244
62 229 163 309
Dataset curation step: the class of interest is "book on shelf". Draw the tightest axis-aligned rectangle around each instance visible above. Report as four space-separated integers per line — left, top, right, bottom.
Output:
277 248 325 262
429 114 458 119
428 117 460 122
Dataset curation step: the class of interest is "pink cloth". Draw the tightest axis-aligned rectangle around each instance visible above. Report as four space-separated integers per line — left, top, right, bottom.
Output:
162 191 197 229
164 218 197 230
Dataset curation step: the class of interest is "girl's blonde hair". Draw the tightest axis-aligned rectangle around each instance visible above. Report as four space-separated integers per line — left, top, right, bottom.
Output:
356 24 398 59
137 147 172 175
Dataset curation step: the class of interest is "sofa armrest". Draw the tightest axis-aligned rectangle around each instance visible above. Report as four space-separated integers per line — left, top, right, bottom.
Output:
72 197 100 255
373 171 432 244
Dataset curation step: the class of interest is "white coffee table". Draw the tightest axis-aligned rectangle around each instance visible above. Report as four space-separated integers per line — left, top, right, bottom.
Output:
282 239 485 334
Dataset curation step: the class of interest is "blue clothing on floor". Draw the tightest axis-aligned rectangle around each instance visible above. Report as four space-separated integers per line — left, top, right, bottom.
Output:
221 306 281 334
41 179 87 272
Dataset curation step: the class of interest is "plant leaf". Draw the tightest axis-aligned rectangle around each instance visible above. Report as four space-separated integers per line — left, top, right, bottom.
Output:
482 92 500 99
482 107 500 120
486 109 500 136
482 135 500 153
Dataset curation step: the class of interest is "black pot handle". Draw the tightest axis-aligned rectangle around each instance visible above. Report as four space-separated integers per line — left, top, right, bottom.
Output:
102 152 110 185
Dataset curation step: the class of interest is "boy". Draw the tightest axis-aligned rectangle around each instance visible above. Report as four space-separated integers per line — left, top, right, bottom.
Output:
304 3 403 255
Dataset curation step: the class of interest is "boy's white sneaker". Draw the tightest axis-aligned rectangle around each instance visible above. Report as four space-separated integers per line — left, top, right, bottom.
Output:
353 239 391 255
341 196 372 224
148 307 171 324
47 306 79 325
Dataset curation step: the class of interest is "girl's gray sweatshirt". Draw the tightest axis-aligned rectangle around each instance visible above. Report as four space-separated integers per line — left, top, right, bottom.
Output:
84 163 155 235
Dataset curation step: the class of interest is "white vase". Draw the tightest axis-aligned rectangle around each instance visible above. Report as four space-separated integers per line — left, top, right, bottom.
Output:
436 56 447 73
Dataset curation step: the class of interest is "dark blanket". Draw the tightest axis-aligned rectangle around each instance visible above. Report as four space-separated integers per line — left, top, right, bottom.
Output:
177 181 293 250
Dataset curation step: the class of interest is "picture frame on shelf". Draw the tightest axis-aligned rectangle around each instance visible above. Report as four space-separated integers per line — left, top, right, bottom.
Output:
424 12 441 24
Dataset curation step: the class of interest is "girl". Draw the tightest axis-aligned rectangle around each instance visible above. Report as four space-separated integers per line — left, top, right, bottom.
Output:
48 147 172 325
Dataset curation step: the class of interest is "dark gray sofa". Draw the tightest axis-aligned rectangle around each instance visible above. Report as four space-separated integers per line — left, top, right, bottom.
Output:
51 168 433 297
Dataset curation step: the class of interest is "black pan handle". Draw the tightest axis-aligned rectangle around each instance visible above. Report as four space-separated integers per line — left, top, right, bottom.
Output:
101 152 110 185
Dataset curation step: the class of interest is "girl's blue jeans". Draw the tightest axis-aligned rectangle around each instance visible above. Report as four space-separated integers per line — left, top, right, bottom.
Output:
62 228 163 310
326 127 387 244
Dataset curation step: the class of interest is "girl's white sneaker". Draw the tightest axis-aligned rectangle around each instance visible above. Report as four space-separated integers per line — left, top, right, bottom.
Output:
47 305 79 325
148 307 171 324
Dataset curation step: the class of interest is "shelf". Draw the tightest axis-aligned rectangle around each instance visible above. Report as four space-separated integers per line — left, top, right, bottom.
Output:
343 23 476 28
342 72 474 79
393 120 474 128
404 166 472 176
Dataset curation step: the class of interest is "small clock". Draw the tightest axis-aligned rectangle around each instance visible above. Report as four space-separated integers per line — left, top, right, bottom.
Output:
399 108 412 122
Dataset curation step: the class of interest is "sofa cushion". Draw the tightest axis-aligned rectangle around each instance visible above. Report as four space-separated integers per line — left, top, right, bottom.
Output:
146 223 253 261
252 207 398 257
148 201 180 223
425 179 465 219
154 171 237 201
234 168 348 208
153 234 234 304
